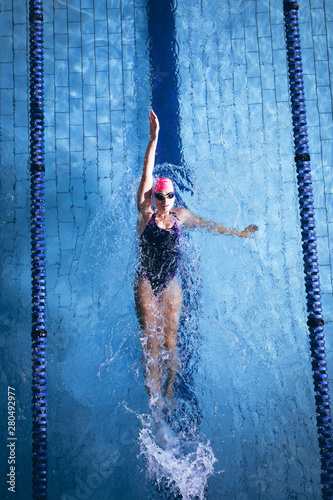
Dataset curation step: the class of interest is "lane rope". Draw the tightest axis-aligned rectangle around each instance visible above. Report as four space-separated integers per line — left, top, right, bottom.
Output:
29 0 47 497
283 2 333 497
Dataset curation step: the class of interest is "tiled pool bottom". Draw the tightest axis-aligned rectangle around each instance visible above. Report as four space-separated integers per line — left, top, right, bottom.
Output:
1 0 331 317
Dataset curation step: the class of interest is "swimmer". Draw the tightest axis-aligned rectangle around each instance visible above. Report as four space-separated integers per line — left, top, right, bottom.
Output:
135 110 258 402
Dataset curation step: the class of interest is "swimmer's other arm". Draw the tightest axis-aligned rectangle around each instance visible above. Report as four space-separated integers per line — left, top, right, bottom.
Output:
178 208 258 238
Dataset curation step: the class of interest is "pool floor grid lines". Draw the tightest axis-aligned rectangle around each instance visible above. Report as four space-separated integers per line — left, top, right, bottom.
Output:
284 1 333 497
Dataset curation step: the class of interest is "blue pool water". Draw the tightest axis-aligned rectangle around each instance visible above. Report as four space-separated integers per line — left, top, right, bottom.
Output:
1 0 333 498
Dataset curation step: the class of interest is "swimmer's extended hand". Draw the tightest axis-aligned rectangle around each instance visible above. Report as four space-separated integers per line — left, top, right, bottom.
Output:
239 225 258 238
149 110 160 141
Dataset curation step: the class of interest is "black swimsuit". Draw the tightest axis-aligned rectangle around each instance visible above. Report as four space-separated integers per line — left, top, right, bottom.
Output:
138 212 180 295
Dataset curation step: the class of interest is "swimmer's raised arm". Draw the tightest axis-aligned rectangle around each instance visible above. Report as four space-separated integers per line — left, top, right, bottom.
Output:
137 110 160 212
177 208 258 238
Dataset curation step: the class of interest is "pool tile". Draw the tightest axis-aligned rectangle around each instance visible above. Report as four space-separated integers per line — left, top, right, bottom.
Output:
82 0 94 9
15 127 28 154
303 74 317 101
123 44 135 70
55 60 69 86
1 89 13 115
242 1 256 27
56 112 69 139
13 3 26 23
311 0 324 8
57 171 71 203
135 6 146 30
261 64 275 90
15 100 28 127
72 178 86 207
97 123 111 149
323 167 333 195
124 71 135 96
94 0 107 20
319 264 332 293
95 20 108 45
312 8 326 35
319 113 333 141
56 139 70 165
232 38 245 65
1 115 13 140
56 87 69 112
0 37 13 63
45 126 55 153
84 110 97 137
96 71 109 98
68 0 81 22
82 35 96 59
122 20 135 44
308 125 321 153
13 24 26 50
98 149 112 174
256 0 269 13
70 125 84 151
122 2 135 21
109 33 122 59
14 49 27 76
110 85 123 110
300 23 314 49
270 2 283 25
69 49 83 76
315 60 330 86
55 8 68 34
96 98 110 124
299 0 312 23
248 78 262 104
81 9 94 34
317 86 332 113
70 98 83 125
82 59 96 85
83 136 98 164
108 8 121 33
311 152 324 182
83 85 96 111
271 24 285 50
313 35 328 60
246 52 260 78
245 27 258 52
257 12 271 39
108 0 121 7
68 22 81 48
109 59 122 84
259 37 273 64
44 23 54 50
312 178 326 209
95 46 108 72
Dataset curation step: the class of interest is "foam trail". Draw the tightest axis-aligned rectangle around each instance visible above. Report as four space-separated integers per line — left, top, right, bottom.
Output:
138 415 217 499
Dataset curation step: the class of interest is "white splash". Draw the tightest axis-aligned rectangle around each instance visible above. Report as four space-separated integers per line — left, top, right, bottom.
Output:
138 418 217 500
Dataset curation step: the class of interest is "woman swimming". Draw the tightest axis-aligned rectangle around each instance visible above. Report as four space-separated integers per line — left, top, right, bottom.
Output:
135 110 258 402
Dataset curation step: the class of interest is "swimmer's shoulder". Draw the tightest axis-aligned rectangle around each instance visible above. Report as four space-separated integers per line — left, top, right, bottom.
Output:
171 207 191 226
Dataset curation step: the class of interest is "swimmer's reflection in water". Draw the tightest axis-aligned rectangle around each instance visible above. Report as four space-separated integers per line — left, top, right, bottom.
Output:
134 110 258 404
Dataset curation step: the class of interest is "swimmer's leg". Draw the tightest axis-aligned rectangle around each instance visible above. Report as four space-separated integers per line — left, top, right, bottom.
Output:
158 278 182 401
134 276 163 399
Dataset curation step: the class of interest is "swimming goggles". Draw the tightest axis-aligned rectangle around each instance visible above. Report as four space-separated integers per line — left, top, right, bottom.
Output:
155 192 175 201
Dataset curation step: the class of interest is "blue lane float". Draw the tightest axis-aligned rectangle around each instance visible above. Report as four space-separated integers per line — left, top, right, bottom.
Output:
283 2 333 497
29 0 47 497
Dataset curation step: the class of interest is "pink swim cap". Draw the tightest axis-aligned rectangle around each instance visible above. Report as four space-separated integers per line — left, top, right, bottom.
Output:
154 177 174 193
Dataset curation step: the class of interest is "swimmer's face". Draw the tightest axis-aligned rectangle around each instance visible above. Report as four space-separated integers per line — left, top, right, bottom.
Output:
154 184 175 211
